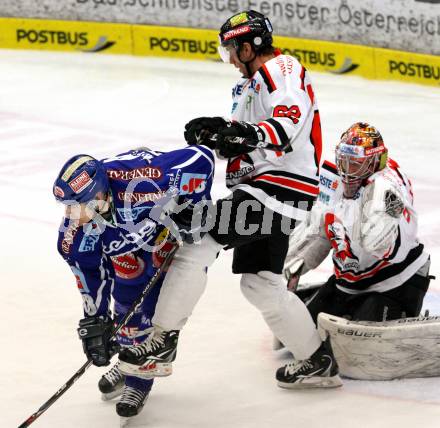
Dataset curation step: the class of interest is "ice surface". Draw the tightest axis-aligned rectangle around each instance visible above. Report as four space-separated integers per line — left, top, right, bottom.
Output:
0 50 439 427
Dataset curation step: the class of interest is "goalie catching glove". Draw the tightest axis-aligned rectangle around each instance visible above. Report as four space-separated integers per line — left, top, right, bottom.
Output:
77 316 119 366
184 116 265 157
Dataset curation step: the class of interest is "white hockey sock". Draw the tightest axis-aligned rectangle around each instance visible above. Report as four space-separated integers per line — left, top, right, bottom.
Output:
152 234 222 331
241 271 321 360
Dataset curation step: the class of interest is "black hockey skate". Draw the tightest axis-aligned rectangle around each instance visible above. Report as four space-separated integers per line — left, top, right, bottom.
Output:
276 340 342 389
118 329 179 378
98 362 126 401
116 385 149 427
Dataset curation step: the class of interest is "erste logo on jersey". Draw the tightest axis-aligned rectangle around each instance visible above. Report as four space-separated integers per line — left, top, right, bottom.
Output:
320 175 339 191
179 173 207 195
232 79 261 98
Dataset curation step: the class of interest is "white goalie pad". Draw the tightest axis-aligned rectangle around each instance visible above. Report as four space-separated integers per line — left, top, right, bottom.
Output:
318 312 440 380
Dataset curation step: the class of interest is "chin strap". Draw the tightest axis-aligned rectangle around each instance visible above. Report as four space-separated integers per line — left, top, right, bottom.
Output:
237 47 257 78
243 60 254 78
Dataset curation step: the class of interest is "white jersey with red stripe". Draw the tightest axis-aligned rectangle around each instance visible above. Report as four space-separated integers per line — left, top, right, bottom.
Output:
325 159 428 294
226 54 322 221
285 158 428 293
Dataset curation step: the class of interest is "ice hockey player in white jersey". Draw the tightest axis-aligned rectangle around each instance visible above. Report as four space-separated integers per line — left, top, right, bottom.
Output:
118 10 342 390
283 122 433 382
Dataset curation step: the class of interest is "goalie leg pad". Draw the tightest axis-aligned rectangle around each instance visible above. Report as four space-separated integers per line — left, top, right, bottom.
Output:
306 276 349 323
351 293 404 322
241 271 321 360
383 268 431 318
318 312 440 380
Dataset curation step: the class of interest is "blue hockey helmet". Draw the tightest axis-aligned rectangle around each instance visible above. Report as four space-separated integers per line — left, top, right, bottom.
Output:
53 154 109 204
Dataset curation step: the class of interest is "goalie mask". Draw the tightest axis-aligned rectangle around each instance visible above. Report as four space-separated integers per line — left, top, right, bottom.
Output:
218 10 273 70
335 123 388 199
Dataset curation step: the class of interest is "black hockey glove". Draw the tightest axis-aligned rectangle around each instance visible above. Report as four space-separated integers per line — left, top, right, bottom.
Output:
216 121 264 158
77 316 119 367
184 117 228 148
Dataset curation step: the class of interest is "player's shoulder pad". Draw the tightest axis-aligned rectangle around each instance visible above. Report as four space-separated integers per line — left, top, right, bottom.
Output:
168 145 215 178
321 160 339 176
101 149 161 173
257 54 303 94
368 165 406 197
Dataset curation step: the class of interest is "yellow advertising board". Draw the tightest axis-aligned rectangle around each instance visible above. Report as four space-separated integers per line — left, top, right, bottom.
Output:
274 35 376 79
0 17 439 88
0 18 132 54
130 25 377 80
132 25 219 61
374 47 440 87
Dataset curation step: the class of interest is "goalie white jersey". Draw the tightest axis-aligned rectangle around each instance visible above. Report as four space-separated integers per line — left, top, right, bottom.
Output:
285 158 429 293
227 54 322 220
321 159 429 294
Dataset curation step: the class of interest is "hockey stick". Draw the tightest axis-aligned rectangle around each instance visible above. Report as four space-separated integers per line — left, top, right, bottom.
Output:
18 243 179 428
208 105 314 153
210 133 285 152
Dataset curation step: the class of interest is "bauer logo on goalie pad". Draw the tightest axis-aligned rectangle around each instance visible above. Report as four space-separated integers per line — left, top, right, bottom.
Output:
318 312 440 380
336 328 382 338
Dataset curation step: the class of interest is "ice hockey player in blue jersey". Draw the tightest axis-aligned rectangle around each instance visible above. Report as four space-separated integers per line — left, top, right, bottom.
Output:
53 145 214 424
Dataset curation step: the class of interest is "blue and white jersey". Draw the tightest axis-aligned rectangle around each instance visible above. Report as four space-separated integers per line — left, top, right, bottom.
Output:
57 146 215 317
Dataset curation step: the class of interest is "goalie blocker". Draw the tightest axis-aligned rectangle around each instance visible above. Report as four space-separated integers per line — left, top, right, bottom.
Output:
318 312 440 380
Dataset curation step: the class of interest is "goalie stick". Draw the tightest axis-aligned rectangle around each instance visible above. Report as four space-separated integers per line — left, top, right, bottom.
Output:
18 243 179 428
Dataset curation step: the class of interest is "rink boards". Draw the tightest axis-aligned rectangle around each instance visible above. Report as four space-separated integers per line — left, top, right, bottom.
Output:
0 17 439 87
